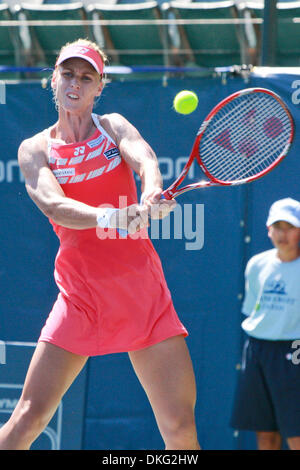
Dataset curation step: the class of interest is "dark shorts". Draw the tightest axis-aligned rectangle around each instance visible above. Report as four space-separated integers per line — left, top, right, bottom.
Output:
230 336 300 438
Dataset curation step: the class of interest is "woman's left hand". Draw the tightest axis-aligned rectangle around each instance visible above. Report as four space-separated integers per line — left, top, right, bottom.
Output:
141 188 177 220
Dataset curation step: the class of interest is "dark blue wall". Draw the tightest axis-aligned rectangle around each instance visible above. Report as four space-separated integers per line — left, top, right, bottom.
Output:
0 70 299 450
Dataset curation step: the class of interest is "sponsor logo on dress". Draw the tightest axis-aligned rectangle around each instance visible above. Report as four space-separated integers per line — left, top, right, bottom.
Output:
104 148 120 160
53 168 75 178
74 146 85 156
87 135 105 149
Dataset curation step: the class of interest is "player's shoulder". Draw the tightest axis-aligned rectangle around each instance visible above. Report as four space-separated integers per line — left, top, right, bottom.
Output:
18 130 48 167
98 112 130 130
97 112 135 142
246 249 277 272
95 111 123 123
19 129 48 154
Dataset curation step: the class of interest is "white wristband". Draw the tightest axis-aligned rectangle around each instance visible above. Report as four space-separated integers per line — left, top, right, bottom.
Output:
97 208 119 228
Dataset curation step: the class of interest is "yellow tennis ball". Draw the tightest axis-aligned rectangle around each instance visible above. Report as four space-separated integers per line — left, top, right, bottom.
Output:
173 90 198 115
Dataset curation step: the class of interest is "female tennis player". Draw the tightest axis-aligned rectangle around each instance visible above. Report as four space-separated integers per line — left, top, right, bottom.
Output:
0 39 200 450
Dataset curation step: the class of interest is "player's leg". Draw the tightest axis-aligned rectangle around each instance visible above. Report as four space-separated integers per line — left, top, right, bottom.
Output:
0 341 88 450
256 431 282 450
128 335 200 450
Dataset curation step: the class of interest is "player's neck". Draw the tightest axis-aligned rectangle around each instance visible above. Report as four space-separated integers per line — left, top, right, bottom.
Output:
55 110 95 144
276 246 300 262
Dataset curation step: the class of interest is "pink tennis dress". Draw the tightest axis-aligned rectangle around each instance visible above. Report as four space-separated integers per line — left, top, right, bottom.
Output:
39 113 187 356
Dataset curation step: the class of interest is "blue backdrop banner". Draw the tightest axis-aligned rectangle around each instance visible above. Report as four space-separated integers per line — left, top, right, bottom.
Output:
0 69 299 450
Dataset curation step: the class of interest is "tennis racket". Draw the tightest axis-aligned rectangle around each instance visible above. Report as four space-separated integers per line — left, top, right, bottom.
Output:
162 87 294 200
118 87 294 236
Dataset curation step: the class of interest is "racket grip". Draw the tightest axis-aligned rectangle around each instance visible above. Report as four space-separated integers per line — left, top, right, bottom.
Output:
117 192 168 236
160 190 173 200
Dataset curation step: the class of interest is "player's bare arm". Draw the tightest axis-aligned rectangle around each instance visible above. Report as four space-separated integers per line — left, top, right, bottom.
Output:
101 113 176 219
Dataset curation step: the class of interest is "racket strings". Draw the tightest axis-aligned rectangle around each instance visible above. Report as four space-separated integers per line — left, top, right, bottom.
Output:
218 105 288 178
205 98 287 177
203 100 290 180
205 100 288 179
199 93 292 182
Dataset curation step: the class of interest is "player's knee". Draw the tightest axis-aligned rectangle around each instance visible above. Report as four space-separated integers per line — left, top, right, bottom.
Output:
162 410 198 449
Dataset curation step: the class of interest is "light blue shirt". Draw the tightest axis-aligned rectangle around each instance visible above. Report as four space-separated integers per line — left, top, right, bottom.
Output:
242 249 300 340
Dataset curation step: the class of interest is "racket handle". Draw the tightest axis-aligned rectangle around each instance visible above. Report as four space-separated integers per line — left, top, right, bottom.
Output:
117 192 169 236
160 190 173 200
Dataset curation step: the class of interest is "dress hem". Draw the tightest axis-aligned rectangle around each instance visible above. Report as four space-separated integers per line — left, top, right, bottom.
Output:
38 329 188 357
